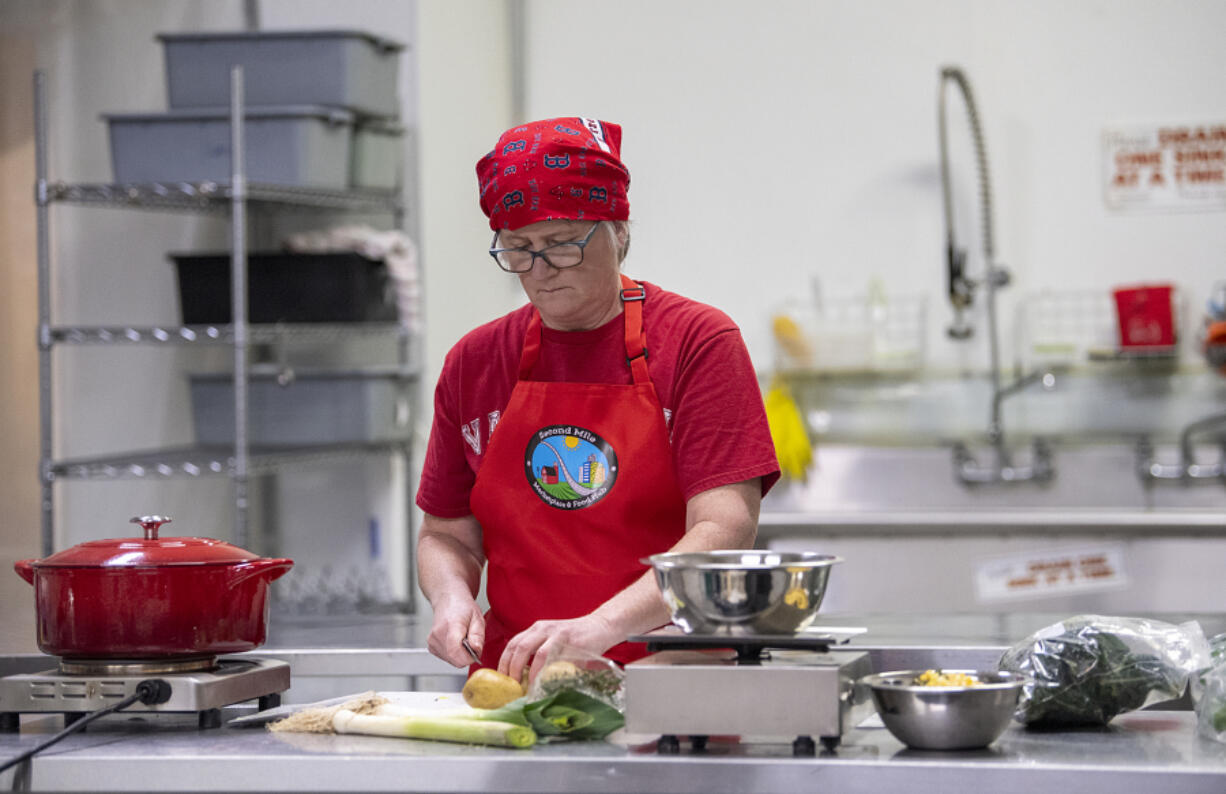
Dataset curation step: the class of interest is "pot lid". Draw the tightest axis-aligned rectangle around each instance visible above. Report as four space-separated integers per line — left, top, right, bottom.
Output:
34 516 262 567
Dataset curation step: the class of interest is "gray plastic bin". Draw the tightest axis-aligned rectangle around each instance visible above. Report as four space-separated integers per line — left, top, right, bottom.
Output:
190 370 412 446
351 118 404 189
158 29 404 117
103 105 353 187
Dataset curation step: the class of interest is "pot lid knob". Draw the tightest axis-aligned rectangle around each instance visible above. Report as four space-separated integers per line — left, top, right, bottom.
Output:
130 515 172 540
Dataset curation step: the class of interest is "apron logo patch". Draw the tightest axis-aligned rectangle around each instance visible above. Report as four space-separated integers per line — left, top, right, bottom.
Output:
524 424 618 510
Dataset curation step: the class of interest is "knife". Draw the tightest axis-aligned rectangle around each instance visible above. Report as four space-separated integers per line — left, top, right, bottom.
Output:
461 637 481 666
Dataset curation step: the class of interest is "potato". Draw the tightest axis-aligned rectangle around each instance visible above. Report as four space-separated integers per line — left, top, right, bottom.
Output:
462 667 524 709
537 660 581 687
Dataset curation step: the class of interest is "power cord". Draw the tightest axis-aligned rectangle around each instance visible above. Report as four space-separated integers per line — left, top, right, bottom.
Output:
0 678 172 775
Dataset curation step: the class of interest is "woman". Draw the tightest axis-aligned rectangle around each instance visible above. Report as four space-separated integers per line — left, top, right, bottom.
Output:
416 117 779 682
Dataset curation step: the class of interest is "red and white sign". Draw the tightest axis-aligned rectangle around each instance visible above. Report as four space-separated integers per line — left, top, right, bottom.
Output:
974 544 1130 603
1104 123 1226 211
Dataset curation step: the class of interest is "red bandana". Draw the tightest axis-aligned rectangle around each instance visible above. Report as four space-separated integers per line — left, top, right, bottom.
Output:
476 117 630 231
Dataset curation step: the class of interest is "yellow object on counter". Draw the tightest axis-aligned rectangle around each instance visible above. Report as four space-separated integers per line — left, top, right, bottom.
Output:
914 670 981 687
764 378 812 480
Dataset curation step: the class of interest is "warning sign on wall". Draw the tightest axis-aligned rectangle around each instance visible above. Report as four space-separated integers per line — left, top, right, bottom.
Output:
1103 123 1226 211
974 544 1130 603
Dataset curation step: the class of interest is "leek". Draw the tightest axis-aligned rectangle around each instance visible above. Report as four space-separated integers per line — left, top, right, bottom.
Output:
332 709 536 749
523 690 623 740
269 688 622 747
377 699 533 728
368 692 619 742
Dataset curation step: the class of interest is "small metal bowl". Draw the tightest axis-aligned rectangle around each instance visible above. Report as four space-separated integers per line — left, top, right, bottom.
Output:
861 670 1026 750
641 550 841 635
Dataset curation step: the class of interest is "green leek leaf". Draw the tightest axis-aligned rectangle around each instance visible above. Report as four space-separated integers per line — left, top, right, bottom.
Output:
523 690 624 740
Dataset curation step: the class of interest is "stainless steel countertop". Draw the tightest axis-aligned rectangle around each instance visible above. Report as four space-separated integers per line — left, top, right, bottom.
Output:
5 612 1226 792
2 707 1224 793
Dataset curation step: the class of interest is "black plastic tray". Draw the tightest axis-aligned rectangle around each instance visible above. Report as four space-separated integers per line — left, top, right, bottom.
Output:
171 251 398 324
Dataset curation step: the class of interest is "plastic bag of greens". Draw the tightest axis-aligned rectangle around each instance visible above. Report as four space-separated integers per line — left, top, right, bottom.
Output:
527 644 625 711
510 645 626 742
1193 632 1226 743
999 615 1210 727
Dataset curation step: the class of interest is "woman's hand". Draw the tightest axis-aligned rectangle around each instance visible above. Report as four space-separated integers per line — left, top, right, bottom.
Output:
426 595 486 668
498 613 621 684
417 513 487 668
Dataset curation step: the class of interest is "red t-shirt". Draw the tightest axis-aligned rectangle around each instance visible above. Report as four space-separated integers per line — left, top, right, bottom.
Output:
416 280 780 517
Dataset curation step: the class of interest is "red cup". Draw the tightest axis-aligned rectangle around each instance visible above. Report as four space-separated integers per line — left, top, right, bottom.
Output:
1113 284 1175 348
1205 319 1226 375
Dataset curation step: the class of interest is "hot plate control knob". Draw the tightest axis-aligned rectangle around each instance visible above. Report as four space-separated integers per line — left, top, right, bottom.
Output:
137 679 173 705
131 515 173 540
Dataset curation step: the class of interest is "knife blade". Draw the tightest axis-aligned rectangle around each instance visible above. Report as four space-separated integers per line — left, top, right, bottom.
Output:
461 637 481 666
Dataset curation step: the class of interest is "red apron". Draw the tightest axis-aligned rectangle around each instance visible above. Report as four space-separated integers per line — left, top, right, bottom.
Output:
469 275 687 667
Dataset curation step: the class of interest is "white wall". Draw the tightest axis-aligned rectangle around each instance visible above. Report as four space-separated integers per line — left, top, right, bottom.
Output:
415 1 523 380
511 0 1226 370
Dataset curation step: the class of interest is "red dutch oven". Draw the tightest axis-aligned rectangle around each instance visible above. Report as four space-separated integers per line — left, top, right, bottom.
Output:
13 515 293 660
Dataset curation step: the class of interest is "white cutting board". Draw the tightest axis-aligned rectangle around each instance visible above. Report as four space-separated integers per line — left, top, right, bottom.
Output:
229 690 466 727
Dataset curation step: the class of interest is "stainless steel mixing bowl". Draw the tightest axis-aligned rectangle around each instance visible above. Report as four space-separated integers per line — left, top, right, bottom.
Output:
641 550 842 635
861 670 1027 750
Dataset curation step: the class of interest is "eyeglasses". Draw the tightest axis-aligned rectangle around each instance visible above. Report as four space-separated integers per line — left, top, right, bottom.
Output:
488 222 601 273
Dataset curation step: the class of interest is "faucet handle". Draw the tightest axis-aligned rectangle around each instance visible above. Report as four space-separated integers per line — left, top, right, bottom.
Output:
947 306 974 340
1032 437 1055 483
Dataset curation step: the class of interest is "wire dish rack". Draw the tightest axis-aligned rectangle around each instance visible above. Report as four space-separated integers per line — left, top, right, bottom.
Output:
772 294 927 374
1014 289 1183 369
